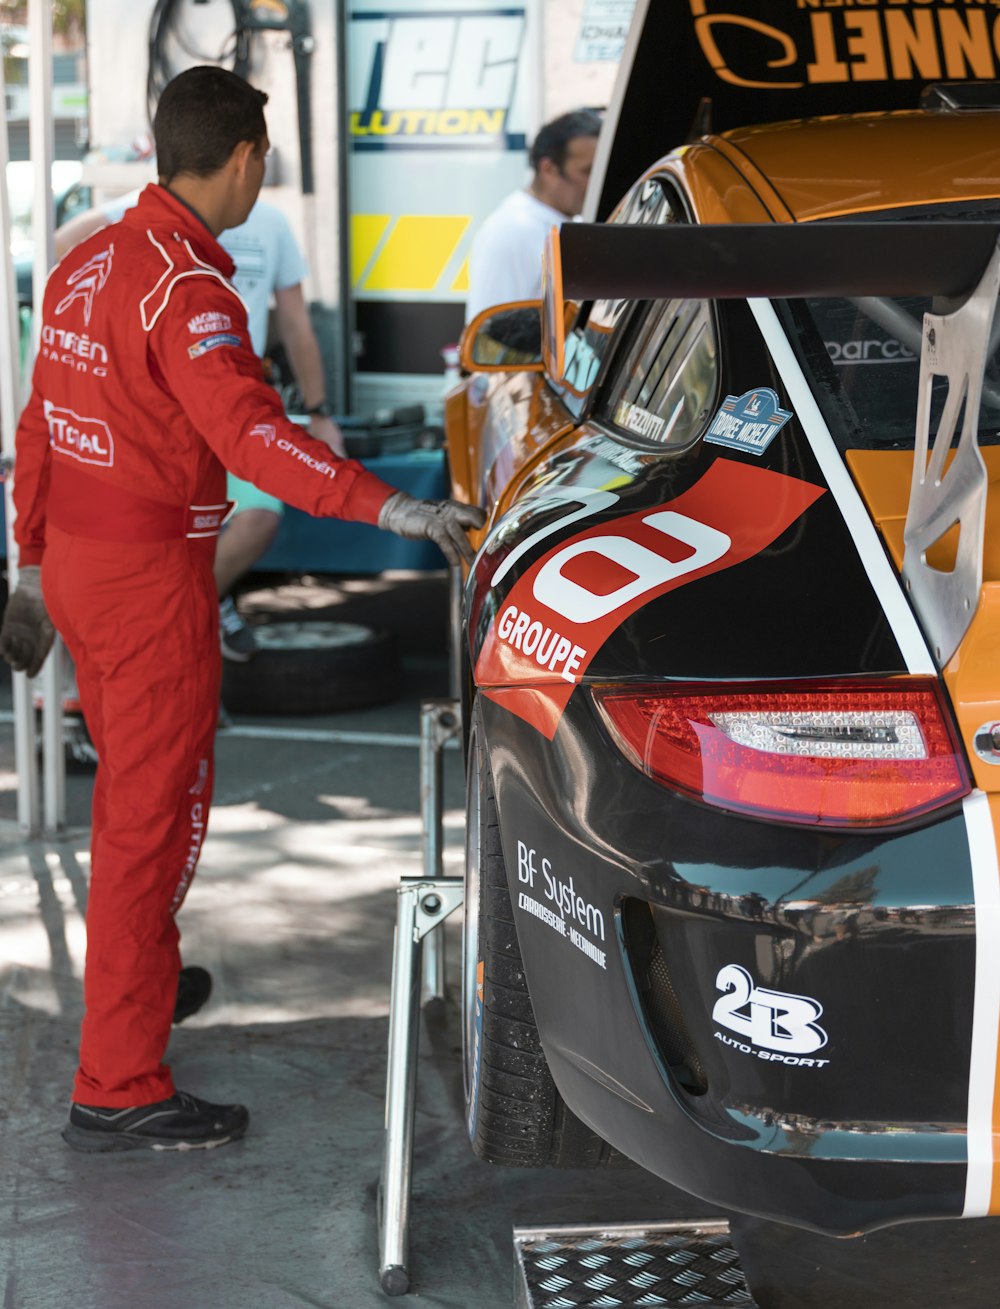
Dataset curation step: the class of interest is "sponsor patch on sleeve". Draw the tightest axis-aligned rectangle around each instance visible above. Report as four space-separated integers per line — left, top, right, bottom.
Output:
188 311 233 335
704 387 792 456
188 332 242 359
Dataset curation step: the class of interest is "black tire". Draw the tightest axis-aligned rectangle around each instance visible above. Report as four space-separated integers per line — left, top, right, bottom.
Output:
221 620 400 716
462 698 616 1168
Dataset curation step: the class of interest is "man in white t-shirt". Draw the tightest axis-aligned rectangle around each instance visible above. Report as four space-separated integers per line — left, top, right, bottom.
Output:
56 196 340 661
464 109 601 324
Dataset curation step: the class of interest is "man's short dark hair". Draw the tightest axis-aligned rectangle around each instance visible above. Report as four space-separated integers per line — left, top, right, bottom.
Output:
154 66 268 182
529 109 602 172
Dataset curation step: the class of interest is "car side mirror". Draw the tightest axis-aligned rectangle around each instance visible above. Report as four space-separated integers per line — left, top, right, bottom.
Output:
460 301 545 372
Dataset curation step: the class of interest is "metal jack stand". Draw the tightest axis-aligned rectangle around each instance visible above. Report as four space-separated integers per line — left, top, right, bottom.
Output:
378 700 463 1296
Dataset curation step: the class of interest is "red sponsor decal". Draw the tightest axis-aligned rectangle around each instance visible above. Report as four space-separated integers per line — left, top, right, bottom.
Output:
475 460 824 738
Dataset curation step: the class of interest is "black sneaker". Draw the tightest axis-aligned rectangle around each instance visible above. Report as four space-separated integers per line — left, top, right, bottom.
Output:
219 596 256 662
62 1091 249 1153
174 965 212 1024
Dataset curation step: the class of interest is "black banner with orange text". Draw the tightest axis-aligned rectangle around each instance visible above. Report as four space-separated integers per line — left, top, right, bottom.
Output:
595 0 1000 217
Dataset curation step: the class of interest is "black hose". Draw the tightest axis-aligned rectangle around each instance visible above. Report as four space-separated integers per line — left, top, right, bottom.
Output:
146 0 314 198
147 0 246 125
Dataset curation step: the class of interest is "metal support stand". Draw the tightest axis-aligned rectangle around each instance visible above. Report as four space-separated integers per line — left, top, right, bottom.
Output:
419 700 461 1006
377 877 464 1296
378 698 464 1296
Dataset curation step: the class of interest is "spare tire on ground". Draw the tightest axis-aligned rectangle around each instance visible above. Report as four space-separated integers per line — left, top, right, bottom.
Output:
221 620 401 716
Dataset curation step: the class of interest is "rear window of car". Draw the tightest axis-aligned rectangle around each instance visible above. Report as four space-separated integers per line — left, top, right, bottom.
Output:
553 175 681 419
597 296 717 451
781 203 1000 450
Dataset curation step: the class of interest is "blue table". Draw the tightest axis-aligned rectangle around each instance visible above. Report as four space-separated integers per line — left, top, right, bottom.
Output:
252 448 448 574
0 449 450 575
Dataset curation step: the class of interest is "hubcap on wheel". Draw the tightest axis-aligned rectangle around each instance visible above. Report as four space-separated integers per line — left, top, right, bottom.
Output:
252 621 378 652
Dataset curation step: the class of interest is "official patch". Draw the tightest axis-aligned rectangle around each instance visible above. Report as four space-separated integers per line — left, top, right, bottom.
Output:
188 311 232 335
188 332 241 359
704 387 792 456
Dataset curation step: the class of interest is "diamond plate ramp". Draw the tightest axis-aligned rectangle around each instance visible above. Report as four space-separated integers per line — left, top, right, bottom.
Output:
513 1219 759 1308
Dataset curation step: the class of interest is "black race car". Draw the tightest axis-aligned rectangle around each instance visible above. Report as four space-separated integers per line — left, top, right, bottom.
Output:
446 103 1000 1235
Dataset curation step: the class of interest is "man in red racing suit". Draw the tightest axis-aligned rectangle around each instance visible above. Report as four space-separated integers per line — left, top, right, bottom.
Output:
0 66 483 1152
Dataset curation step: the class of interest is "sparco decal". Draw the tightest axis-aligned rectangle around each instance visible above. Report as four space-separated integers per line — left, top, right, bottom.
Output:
44 402 114 468
475 460 824 737
713 963 830 1068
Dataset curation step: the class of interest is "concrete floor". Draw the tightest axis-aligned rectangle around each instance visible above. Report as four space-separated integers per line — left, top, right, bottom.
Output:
3 573 1000 1308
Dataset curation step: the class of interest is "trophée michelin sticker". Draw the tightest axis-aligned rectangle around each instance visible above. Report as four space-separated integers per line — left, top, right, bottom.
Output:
705 387 792 456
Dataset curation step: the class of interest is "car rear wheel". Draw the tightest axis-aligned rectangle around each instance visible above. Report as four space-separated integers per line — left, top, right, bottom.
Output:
462 698 616 1168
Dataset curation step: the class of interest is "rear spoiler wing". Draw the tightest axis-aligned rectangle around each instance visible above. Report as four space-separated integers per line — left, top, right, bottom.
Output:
542 221 1000 376
541 220 1000 669
555 220 1000 302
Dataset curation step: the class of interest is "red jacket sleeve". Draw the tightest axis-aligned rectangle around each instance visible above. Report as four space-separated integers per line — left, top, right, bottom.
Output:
11 374 53 567
151 278 395 525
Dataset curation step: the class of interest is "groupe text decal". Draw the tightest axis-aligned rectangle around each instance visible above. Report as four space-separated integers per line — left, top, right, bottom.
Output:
349 9 527 149
475 459 825 738
713 963 830 1069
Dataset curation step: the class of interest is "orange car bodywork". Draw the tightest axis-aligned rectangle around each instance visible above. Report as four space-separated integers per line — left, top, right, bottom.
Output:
450 108 1000 517
448 106 1000 794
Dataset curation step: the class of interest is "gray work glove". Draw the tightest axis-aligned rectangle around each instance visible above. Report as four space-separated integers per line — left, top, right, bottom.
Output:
0 565 55 678
378 492 486 567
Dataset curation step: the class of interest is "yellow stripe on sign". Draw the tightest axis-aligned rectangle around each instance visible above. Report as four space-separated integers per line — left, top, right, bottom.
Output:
363 215 471 292
451 256 470 294
350 214 392 288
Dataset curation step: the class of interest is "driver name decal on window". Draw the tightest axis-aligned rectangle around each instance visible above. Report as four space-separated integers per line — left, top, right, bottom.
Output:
614 399 667 443
475 459 824 738
705 387 793 456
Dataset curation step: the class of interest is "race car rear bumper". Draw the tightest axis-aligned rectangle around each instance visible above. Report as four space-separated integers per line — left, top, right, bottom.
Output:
481 690 976 1234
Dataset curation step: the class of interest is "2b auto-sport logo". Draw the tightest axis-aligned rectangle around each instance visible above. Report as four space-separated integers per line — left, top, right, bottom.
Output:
475 459 824 738
713 964 830 1069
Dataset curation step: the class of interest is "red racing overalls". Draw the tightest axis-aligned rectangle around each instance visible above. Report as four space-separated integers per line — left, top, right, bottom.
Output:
13 185 396 1106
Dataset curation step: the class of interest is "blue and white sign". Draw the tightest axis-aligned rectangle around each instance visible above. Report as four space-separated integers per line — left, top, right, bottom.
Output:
705 387 792 456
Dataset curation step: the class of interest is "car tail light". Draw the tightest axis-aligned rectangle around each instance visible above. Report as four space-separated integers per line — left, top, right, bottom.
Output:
593 679 971 827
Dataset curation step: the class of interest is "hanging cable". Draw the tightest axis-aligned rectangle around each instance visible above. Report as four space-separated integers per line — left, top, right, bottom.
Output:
146 1 315 194
147 0 249 125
